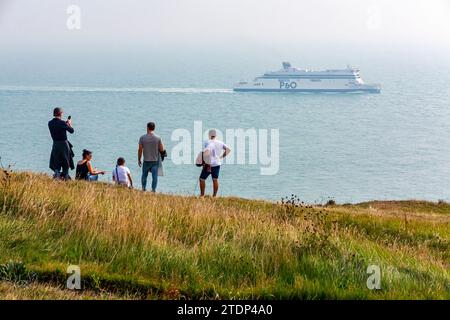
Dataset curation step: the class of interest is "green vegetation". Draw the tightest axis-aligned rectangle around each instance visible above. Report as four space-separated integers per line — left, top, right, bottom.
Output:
0 172 449 299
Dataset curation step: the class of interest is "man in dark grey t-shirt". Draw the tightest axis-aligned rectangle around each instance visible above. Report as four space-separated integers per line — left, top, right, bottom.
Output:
138 122 165 192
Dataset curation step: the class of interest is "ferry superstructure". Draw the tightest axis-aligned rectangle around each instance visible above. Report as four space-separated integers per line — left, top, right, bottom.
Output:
233 62 380 93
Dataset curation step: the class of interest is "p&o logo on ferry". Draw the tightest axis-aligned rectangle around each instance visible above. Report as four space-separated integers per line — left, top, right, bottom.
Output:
279 81 297 89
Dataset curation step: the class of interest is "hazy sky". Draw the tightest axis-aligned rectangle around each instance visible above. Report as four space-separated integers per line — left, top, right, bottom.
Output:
1 0 449 54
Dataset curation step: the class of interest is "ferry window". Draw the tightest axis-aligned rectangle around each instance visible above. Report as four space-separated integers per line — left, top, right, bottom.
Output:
310 79 321 82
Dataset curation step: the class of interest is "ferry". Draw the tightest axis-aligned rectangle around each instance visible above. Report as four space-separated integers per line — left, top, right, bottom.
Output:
233 62 381 93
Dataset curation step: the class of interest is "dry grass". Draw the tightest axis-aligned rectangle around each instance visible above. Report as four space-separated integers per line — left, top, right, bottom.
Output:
0 281 134 300
0 171 449 299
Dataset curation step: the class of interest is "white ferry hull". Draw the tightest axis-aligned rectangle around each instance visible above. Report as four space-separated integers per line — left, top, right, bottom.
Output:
233 87 380 93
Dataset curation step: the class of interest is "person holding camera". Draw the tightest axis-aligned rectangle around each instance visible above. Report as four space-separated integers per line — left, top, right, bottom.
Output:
48 107 75 180
138 121 166 192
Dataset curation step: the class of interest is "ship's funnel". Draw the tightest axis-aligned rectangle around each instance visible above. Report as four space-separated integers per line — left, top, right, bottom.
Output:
282 62 291 69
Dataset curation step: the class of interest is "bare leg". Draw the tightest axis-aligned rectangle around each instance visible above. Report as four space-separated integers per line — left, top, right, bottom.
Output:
213 179 219 197
199 179 206 196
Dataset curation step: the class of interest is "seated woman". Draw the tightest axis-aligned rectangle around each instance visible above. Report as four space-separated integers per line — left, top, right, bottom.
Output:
75 149 105 181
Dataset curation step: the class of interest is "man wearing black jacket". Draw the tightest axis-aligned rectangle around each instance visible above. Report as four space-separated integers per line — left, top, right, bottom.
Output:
48 107 74 180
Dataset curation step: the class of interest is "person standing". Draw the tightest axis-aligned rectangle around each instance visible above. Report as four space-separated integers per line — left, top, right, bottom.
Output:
48 107 75 180
199 129 231 197
138 122 165 192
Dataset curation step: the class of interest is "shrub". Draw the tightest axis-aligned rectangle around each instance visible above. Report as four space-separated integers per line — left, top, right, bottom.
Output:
0 261 36 285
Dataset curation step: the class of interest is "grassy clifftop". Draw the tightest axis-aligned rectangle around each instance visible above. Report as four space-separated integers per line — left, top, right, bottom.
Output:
0 171 449 299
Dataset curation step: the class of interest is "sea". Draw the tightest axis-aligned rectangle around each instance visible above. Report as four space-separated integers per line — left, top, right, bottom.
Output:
1 49 450 203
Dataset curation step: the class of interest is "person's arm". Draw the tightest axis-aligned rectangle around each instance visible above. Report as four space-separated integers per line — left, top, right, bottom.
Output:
127 173 133 187
138 143 143 167
65 120 74 134
159 138 164 152
220 144 231 159
87 161 105 175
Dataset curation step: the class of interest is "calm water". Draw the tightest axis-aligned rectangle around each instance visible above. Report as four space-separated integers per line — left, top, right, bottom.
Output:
1 54 450 203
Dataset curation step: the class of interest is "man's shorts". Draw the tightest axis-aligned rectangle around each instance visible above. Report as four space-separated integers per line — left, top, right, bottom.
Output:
200 165 220 180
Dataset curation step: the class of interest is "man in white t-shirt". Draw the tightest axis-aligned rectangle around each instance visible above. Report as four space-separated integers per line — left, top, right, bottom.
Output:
112 157 133 188
199 129 231 197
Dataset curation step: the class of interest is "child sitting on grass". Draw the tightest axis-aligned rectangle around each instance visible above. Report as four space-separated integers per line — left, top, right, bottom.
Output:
112 157 133 188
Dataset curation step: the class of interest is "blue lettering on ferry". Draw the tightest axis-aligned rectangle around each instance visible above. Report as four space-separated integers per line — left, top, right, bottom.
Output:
279 81 297 89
